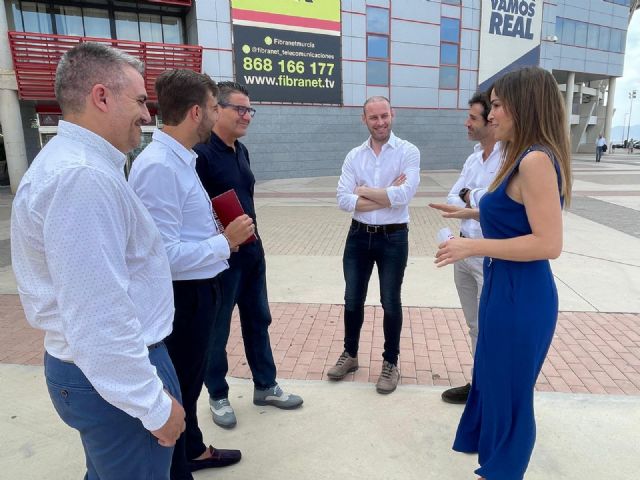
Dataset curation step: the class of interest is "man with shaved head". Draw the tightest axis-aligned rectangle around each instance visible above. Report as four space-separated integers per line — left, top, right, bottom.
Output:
332 96 420 394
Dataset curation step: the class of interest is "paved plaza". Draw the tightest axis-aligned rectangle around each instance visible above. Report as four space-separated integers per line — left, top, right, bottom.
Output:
0 151 639 479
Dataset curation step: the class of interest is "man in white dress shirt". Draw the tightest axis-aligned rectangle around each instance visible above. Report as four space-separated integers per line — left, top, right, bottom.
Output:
11 43 185 479
440 91 500 404
331 96 420 394
129 69 253 480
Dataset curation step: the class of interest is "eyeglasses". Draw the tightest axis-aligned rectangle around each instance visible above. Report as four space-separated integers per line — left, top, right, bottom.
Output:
218 102 256 118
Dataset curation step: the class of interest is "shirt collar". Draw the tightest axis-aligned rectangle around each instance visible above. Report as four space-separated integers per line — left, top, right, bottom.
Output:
152 129 197 167
365 131 398 152
56 120 126 170
208 131 239 152
473 140 502 158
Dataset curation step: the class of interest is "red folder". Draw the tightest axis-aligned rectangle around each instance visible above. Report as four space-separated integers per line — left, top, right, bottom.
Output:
211 189 257 245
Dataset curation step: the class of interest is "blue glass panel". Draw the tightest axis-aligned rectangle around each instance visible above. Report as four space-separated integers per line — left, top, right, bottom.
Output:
440 43 458 65
441 17 460 43
162 16 182 44
367 60 388 86
367 6 389 34
599 26 610 51
562 18 575 44
368 35 389 59
555 17 563 38
587 23 599 49
439 66 458 89
575 21 587 47
11 0 24 31
54 5 84 36
21 2 53 34
83 8 111 38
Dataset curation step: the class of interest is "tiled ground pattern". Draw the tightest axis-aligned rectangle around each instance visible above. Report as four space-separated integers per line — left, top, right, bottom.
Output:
2 294 639 396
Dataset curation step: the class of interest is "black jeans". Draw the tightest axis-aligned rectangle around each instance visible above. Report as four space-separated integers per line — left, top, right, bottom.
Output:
342 224 408 365
204 242 277 400
167 276 221 480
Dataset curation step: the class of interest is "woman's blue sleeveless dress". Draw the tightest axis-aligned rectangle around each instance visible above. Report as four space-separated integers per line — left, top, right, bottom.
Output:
452 146 562 479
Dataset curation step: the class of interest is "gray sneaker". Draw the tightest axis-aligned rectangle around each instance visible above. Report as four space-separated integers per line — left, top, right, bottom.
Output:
327 351 358 380
376 360 400 394
209 398 237 429
253 384 303 409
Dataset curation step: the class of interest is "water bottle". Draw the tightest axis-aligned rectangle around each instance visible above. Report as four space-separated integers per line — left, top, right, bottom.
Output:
437 227 454 245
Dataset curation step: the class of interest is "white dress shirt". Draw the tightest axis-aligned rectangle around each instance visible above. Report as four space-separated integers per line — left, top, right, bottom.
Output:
337 132 420 225
596 137 606 147
446 141 502 239
129 129 230 281
11 120 174 431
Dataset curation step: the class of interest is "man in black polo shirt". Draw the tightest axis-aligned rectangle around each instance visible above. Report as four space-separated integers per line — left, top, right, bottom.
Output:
194 82 303 429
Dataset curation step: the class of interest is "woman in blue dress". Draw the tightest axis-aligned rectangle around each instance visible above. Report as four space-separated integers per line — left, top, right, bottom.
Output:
432 66 573 479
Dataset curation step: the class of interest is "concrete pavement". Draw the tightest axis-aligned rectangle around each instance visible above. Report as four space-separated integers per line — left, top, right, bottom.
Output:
1 151 639 479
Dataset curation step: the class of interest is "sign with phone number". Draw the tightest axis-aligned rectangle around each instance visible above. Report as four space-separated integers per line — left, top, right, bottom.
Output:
232 25 342 104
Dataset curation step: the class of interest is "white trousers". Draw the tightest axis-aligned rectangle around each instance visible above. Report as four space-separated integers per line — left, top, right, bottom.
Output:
453 255 484 356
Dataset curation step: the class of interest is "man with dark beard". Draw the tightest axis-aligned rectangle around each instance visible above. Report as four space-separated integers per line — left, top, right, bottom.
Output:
129 69 254 480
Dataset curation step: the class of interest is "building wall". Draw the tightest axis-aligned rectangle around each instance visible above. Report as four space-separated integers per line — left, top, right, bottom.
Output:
195 0 476 179
4 0 635 177
550 0 628 76
243 105 472 180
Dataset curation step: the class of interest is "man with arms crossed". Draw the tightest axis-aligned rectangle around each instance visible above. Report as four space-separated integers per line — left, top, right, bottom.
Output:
11 43 185 479
195 82 303 429
129 70 253 479
331 96 420 394
440 91 500 404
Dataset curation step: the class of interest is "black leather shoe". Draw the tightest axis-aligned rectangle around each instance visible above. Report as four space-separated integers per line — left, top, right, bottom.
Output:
441 383 471 404
188 445 242 472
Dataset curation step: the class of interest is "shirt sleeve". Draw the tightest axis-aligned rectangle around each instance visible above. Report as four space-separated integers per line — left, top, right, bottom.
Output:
43 167 171 431
130 161 230 276
447 162 469 208
468 187 488 208
336 150 360 213
385 144 421 208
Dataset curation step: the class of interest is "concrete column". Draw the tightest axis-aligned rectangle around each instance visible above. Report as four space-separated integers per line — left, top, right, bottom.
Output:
565 71 575 133
0 4 28 193
604 77 617 145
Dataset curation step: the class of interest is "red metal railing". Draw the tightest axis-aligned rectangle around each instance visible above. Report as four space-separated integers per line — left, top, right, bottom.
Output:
8 31 202 102
146 0 192 6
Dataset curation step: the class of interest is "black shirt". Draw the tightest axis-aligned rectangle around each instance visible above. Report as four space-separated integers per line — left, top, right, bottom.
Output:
195 132 257 221
194 132 262 259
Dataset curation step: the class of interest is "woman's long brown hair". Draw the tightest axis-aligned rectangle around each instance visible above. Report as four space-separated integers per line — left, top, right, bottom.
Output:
488 67 573 207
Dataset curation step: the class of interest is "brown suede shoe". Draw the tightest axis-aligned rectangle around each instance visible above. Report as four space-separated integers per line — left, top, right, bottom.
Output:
327 351 358 380
376 360 400 394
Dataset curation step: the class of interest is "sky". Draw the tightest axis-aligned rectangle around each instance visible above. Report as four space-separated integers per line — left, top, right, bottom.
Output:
612 12 640 128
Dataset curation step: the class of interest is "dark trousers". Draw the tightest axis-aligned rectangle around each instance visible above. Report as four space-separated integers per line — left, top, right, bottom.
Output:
204 244 277 400
342 225 408 365
45 344 180 480
596 146 603 162
167 277 221 480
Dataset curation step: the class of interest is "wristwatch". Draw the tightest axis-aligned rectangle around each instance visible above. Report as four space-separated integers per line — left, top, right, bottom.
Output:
458 187 471 206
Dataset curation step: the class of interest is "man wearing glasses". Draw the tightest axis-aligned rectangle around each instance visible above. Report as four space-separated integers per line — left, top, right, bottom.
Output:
194 82 303 430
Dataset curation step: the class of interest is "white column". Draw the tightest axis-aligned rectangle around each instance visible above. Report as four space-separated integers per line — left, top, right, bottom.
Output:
604 77 616 145
0 5 28 193
565 71 575 133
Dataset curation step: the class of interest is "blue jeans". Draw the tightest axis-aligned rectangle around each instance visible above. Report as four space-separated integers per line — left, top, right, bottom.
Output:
44 344 180 480
204 240 277 400
342 224 409 365
596 146 603 162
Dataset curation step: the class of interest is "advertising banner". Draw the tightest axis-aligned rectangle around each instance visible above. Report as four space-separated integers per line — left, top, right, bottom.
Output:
231 0 342 104
478 0 544 91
